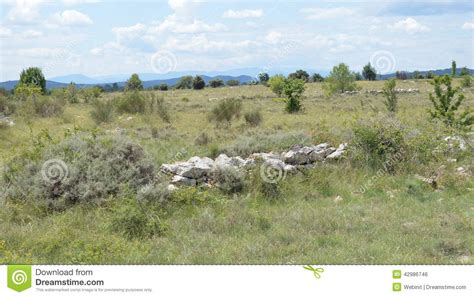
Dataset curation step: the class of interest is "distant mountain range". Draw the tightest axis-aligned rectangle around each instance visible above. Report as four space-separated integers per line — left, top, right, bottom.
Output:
0 68 471 91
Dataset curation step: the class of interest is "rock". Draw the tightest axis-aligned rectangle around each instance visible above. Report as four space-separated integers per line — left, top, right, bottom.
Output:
171 175 197 186
444 136 467 151
251 152 281 162
213 154 233 169
447 158 457 163
167 184 178 191
0 116 14 127
126 116 133 121
160 163 184 175
334 195 343 203
177 156 214 179
283 164 297 173
456 167 470 177
326 143 347 160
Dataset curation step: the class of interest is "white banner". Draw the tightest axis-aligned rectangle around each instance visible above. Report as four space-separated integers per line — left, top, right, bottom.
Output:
1 265 472 296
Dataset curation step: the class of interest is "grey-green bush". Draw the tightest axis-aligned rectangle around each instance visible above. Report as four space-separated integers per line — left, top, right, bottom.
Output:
212 166 245 194
3 132 157 210
244 110 262 126
90 99 115 124
208 98 242 125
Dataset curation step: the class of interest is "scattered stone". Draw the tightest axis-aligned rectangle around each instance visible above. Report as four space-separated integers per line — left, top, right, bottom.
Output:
444 136 468 151
334 195 343 203
326 143 347 160
0 115 14 127
456 167 471 177
167 184 178 191
171 175 197 186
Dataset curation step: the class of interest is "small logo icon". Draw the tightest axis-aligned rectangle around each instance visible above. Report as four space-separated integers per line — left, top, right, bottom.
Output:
393 282 402 292
7 265 32 292
303 265 324 279
392 270 401 279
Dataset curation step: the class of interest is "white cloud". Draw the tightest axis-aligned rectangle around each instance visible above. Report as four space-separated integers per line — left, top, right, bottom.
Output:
300 7 355 20
17 48 69 58
264 31 283 44
390 17 430 33
49 10 93 26
223 9 263 19
112 23 147 43
62 0 100 5
0 26 13 38
149 15 227 34
22 30 43 38
90 47 103 56
163 34 255 54
7 0 44 24
462 22 474 30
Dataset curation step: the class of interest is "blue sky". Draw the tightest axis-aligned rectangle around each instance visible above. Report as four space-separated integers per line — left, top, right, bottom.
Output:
0 0 473 81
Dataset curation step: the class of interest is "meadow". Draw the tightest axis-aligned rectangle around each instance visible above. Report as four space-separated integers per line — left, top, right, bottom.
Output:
0 79 473 264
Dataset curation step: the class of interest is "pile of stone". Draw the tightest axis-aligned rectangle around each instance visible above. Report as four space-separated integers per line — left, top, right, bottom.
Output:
365 88 420 95
160 143 348 188
0 115 14 127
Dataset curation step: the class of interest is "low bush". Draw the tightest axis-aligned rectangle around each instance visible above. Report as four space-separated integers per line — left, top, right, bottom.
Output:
22 96 65 117
268 75 286 96
90 99 115 124
208 98 242 126
3 132 158 210
194 132 211 146
244 110 262 126
115 91 146 114
351 116 407 172
0 94 16 115
212 166 245 194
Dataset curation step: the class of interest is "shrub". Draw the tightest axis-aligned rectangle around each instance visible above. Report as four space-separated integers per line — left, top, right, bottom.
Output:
193 76 205 90
383 78 397 113
428 75 473 129
150 94 171 123
460 67 470 76
323 63 358 96
212 166 245 194
288 69 309 82
268 75 286 96
159 83 168 91
109 198 166 239
81 87 102 103
125 73 143 91
90 99 115 124
244 110 262 126
28 96 65 117
175 76 193 89
0 93 16 115
352 116 407 172
3 132 157 210
451 60 456 77
226 80 240 86
209 79 224 88
311 73 324 82
283 78 305 113
66 83 79 104
194 132 211 146
461 75 472 88
115 91 146 114
362 62 377 80
208 98 242 125
13 83 42 100
19 67 46 94
258 72 270 84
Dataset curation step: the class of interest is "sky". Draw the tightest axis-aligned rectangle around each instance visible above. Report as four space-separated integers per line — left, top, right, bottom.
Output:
0 0 473 81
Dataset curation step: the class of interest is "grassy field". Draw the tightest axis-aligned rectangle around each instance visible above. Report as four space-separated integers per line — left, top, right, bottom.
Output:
0 79 473 264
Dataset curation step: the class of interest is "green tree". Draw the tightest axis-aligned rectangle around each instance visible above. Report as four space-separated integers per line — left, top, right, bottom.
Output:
226 79 240 86
323 63 358 96
193 75 205 90
283 78 305 113
288 69 309 82
362 63 376 81
125 73 143 91
428 75 473 129
311 73 324 82
382 79 397 113
258 72 270 84
268 75 286 96
209 79 224 88
19 67 46 94
175 76 193 89
451 60 456 77
460 67 470 76
159 83 168 91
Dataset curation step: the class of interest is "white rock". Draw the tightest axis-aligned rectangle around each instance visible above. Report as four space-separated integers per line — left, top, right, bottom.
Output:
334 195 343 203
177 157 214 179
171 175 197 186
444 136 467 151
167 184 178 191
326 143 347 160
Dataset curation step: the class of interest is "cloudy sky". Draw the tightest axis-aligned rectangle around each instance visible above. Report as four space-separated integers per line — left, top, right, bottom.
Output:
0 0 473 81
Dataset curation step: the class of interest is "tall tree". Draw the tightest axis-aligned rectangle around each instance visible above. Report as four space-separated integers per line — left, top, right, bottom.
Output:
125 73 143 91
362 63 377 81
451 60 457 77
19 67 46 94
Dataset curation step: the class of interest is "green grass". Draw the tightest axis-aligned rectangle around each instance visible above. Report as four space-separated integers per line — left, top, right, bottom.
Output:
0 79 473 264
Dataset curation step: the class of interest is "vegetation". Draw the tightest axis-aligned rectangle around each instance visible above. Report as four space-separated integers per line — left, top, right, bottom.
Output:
18 67 46 94
311 73 324 82
428 75 473 129
268 74 286 96
382 78 397 113
258 72 270 84
91 99 115 124
0 69 473 265
288 69 310 82
282 78 305 113
451 60 457 77
226 79 240 86
208 98 242 125
125 73 143 91
362 63 377 81
323 63 358 96
193 76 206 90
209 79 224 88
244 110 262 126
